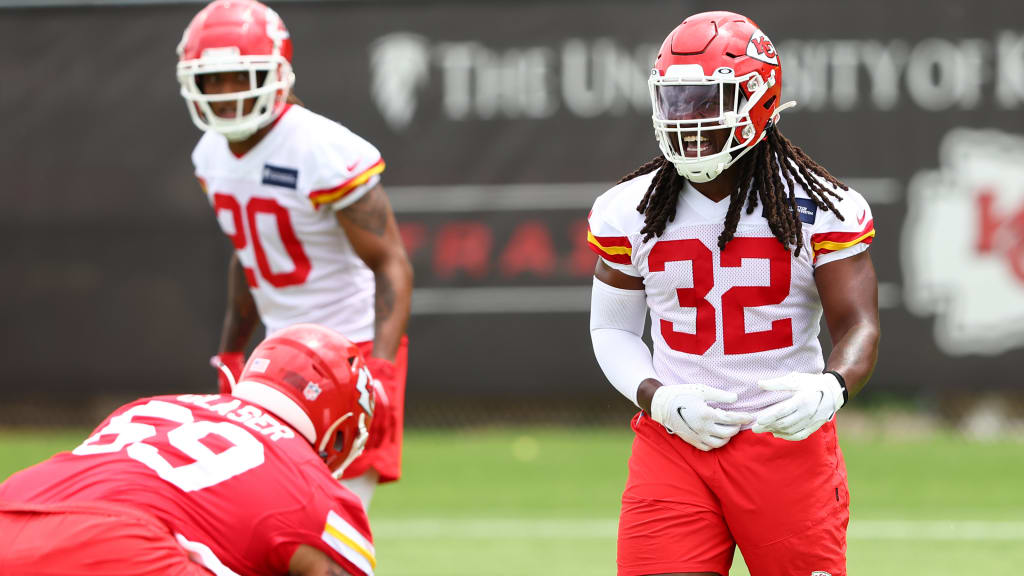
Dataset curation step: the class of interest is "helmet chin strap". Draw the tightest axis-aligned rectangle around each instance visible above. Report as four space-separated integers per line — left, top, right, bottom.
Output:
333 413 369 480
673 155 729 183
214 362 238 392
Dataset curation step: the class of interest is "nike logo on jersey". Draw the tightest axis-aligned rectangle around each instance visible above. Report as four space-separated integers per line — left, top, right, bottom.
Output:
262 164 299 189
345 160 360 172
857 210 867 225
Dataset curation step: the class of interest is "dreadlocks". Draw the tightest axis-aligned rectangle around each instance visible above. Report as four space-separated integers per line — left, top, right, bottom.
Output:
622 125 847 257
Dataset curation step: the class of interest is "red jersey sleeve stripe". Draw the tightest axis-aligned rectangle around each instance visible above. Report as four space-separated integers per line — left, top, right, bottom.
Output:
308 158 386 206
587 230 632 265
811 219 876 256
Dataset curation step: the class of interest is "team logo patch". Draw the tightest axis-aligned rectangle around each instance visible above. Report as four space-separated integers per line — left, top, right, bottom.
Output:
261 164 299 189
303 382 322 401
810 572 833 576
763 198 817 224
746 29 779 65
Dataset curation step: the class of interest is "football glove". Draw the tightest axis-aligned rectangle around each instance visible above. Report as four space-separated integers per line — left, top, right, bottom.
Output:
210 352 245 394
362 357 396 451
649 385 753 451
752 372 846 441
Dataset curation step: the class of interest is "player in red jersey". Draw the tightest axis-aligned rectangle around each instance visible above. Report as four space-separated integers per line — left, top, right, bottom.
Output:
588 11 879 576
0 324 379 576
176 0 413 508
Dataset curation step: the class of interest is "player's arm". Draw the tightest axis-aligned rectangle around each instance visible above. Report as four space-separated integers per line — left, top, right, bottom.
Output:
591 260 751 450
210 253 262 391
335 183 413 362
753 249 879 440
816 249 880 397
592 261 654 408
218 253 260 355
289 544 353 576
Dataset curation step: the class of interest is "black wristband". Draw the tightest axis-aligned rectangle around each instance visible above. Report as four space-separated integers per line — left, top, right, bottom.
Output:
825 370 849 404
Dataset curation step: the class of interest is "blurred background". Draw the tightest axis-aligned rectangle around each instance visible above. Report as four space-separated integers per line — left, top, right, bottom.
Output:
1 0 1023 574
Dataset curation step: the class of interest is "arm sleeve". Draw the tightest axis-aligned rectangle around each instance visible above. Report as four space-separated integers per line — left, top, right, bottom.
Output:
810 186 876 267
590 277 658 408
307 127 386 211
586 193 641 277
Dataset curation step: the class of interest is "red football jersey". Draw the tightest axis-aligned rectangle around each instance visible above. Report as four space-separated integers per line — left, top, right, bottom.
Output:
0 394 376 576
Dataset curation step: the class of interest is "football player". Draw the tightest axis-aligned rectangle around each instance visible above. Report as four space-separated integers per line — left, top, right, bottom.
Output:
0 324 378 576
588 11 879 576
176 0 413 509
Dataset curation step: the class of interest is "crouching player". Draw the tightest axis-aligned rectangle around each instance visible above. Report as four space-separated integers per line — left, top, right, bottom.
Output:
0 324 378 576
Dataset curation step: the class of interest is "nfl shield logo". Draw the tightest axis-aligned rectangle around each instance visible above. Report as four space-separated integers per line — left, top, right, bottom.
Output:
811 572 832 576
303 382 322 401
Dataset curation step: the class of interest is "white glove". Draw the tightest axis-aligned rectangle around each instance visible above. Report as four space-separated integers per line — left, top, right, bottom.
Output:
752 372 846 441
649 385 753 451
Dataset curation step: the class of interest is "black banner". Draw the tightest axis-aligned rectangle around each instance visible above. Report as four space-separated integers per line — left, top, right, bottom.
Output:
1 0 1022 421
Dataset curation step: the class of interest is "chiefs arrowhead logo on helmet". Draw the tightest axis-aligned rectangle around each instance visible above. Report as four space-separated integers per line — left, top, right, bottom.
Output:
746 30 779 65
649 11 794 183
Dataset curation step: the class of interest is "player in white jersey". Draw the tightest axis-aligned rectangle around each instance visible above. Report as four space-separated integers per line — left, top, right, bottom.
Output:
588 11 878 576
176 0 413 509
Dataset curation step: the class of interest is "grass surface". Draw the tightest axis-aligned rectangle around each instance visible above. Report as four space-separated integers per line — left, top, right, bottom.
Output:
2 425 1023 575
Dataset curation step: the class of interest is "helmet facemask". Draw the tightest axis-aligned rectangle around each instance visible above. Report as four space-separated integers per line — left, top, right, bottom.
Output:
177 49 294 142
325 412 370 480
650 65 777 183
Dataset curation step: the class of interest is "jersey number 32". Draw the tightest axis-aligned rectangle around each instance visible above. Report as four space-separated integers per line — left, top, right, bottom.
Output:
649 237 793 355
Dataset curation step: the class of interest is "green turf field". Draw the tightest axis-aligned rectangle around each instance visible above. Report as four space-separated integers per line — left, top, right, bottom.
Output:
2 425 1023 575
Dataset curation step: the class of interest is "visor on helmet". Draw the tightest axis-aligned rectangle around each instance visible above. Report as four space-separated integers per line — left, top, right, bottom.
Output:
649 74 760 183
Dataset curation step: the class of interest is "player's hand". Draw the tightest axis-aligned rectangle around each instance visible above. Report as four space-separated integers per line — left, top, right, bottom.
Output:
362 357 396 451
752 372 845 441
210 352 245 394
649 385 753 451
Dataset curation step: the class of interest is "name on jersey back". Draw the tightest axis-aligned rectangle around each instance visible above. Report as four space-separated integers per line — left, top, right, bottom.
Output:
177 394 295 441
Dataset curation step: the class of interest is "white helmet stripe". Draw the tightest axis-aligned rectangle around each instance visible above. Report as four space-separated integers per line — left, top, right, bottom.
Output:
232 380 316 444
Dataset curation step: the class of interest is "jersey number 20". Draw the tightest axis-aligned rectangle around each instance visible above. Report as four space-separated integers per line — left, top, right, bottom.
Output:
214 193 312 288
649 237 793 355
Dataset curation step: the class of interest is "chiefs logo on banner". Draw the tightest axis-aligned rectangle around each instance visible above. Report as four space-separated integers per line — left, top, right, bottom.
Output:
902 128 1024 355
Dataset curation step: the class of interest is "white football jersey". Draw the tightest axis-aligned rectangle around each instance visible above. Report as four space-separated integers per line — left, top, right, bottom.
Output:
588 171 875 414
193 105 385 343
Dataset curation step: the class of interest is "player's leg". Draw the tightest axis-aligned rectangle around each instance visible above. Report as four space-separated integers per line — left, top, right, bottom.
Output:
618 413 735 576
717 420 849 576
340 469 381 510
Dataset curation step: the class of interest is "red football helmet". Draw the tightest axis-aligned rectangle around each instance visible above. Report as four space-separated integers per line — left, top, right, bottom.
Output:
231 324 375 478
649 11 795 182
176 0 295 141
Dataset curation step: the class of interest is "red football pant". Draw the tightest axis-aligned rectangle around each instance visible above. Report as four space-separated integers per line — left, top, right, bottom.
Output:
618 413 849 576
0 501 213 576
342 336 408 483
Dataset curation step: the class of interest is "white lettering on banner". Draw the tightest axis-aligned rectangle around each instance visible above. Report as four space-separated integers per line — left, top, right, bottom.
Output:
860 40 907 110
369 32 1024 128
901 128 1024 355
561 39 651 118
369 33 430 130
995 31 1024 108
